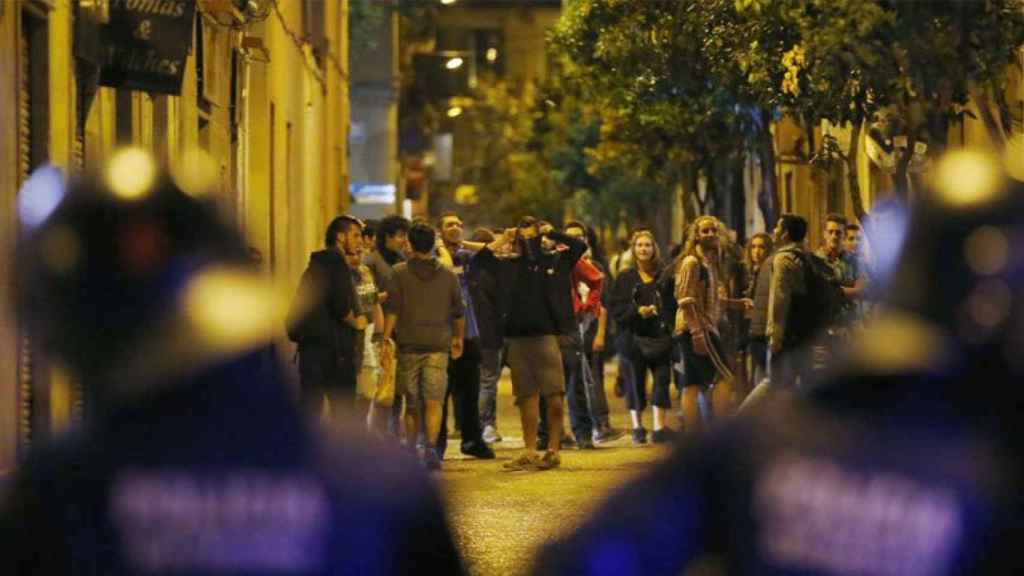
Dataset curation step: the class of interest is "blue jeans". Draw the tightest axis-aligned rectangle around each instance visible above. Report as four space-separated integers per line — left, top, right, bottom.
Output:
580 318 610 429
478 347 502 429
770 346 812 390
748 336 769 387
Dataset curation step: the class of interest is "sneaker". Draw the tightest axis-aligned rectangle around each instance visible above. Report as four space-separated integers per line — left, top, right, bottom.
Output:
482 425 502 444
593 427 625 445
503 452 541 471
651 427 677 444
631 427 648 445
539 435 575 450
576 437 596 450
422 447 443 471
536 450 562 470
461 441 496 460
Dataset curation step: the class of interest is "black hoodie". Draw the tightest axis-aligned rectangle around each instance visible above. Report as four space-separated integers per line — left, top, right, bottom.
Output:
286 249 355 383
472 232 587 339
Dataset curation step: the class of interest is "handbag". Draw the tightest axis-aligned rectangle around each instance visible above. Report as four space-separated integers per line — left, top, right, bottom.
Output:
373 340 397 407
633 334 673 360
631 274 673 360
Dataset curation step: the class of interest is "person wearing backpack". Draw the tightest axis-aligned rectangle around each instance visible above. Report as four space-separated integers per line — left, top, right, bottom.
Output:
287 216 367 416
767 213 817 390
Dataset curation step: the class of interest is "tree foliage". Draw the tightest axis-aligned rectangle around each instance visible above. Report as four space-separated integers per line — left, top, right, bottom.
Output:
553 0 1024 223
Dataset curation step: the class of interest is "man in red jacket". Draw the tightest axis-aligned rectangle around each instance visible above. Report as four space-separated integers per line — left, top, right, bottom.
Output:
564 222 622 444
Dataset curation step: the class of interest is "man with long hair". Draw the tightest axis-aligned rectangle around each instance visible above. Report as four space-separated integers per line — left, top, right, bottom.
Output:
674 216 743 430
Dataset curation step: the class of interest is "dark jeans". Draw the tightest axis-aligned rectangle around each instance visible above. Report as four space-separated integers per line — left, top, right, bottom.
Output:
770 345 812 390
748 336 768 387
625 349 672 412
437 339 484 458
388 396 403 436
478 347 502 429
298 346 356 414
616 330 637 403
540 336 593 443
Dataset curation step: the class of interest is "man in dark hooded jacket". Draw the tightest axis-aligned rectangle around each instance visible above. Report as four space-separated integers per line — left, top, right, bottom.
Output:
289 215 366 410
535 151 1024 575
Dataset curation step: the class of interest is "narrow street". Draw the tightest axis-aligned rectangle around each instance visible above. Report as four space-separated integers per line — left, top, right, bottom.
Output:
440 369 670 575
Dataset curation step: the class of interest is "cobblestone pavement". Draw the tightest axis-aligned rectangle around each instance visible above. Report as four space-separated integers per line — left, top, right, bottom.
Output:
438 367 672 576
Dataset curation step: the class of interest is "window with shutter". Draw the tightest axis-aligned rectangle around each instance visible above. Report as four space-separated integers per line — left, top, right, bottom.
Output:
16 21 33 458
17 7 54 456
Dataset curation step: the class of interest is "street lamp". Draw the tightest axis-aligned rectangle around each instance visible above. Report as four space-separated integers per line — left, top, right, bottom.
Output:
445 57 464 70
440 0 457 4
447 106 463 118
485 48 498 63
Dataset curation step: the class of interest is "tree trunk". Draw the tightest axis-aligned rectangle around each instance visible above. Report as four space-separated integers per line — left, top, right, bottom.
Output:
693 166 710 216
845 119 868 223
992 78 1015 140
893 140 911 200
757 109 780 229
971 85 1008 151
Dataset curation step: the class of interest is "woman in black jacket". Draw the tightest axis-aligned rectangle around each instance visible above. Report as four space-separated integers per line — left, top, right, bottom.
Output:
610 230 677 445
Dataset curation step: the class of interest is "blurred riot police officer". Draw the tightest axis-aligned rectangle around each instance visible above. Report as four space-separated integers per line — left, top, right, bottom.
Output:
536 151 1024 576
0 154 464 575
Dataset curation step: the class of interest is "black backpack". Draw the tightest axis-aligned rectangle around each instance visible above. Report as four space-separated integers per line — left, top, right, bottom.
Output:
784 250 847 348
286 261 330 346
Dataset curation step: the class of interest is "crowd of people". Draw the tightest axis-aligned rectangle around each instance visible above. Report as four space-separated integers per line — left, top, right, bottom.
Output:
289 203 876 472
5 150 1024 576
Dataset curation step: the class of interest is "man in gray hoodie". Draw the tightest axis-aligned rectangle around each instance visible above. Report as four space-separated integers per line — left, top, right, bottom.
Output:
383 222 465 470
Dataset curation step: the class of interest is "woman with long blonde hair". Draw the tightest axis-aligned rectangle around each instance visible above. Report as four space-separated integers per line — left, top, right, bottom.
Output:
609 229 677 444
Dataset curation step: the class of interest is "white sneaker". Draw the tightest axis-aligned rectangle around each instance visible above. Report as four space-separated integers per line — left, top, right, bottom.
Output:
482 425 502 444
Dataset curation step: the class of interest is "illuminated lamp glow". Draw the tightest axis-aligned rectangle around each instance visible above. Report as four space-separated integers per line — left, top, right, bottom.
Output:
183 267 289 352
171 147 219 198
963 226 1009 276
106 148 157 201
486 48 498 62
931 150 1004 209
447 106 463 118
445 57 464 70
17 164 66 229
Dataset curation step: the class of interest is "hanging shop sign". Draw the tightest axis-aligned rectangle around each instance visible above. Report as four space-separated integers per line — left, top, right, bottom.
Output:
98 0 196 95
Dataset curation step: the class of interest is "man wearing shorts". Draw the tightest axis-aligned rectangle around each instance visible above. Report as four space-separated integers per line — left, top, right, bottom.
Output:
473 217 588 471
383 222 465 470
